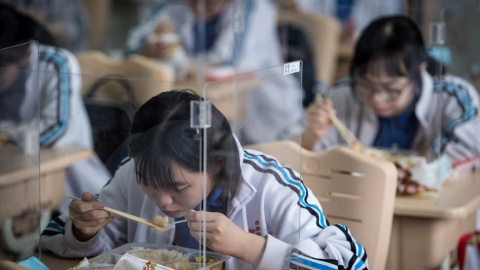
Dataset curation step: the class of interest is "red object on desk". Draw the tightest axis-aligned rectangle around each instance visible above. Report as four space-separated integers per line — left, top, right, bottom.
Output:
458 231 480 270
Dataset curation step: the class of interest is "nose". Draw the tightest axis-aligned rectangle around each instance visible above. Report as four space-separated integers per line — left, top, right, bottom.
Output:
372 91 388 103
156 190 174 207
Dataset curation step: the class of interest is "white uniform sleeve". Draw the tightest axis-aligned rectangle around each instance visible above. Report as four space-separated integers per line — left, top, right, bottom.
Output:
434 76 480 163
39 161 133 257
243 151 368 269
257 187 368 270
36 46 81 147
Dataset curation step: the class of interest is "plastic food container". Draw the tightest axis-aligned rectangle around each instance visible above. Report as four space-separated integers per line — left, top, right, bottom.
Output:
86 243 229 270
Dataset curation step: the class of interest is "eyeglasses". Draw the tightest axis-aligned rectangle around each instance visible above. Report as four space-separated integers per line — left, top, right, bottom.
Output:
354 78 412 102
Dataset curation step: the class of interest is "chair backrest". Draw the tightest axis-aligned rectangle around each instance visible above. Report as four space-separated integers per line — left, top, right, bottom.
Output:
246 140 397 270
76 51 175 107
83 97 134 168
278 11 341 86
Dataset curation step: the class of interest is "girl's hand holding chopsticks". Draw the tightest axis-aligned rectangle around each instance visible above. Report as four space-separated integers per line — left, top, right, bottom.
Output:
66 194 180 239
67 192 114 242
302 97 337 150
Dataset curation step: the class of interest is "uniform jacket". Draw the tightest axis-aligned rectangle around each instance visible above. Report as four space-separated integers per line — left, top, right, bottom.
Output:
315 71 480 164
40 139 368 270
28 44 110 212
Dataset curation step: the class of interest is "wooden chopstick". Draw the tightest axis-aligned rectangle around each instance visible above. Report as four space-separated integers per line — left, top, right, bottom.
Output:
65 194 169 230
315 95 366 151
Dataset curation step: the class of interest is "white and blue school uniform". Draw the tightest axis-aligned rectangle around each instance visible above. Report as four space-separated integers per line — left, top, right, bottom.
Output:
25 44 110 212
126 0 303 144
39 138 368 269
314 71 480 164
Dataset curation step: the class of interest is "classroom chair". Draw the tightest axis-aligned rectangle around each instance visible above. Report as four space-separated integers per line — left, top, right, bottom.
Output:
277 10 341 87
75 51 174 168
246 140 397 270
76 50 175 107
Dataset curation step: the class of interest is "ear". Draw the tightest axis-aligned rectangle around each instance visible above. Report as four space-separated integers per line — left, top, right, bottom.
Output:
214 157 225 175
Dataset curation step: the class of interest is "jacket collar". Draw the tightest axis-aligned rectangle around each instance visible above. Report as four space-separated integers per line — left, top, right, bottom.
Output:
226 135 256 218
415 70 434 128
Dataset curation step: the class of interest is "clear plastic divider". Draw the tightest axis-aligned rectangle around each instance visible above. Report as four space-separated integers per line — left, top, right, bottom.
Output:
201 62 303 268
0 42 41 260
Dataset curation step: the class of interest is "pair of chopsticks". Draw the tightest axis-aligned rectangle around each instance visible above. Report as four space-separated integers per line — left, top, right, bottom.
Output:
65 195 187 231
315 95 366 152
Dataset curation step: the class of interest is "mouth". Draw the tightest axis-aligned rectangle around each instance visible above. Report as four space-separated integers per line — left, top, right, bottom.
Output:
162 210 179 217
373 107 389 114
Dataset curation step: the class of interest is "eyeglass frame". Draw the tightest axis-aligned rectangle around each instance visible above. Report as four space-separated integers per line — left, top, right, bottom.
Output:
353 77 414 102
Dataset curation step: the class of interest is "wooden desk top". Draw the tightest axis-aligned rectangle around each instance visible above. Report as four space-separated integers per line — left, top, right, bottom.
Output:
0 145 93 186
394 171 480 219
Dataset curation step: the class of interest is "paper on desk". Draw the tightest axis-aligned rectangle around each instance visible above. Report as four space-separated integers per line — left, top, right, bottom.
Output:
68 257 89 269
17 256 49 270
114 253 172 270
402 155 451 190
399 155 478 192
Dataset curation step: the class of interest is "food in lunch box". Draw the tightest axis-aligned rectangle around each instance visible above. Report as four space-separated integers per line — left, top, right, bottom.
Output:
124 247 222 270
126 247 188 266
151 215 169 228
194 256 218 264
394 162 437 196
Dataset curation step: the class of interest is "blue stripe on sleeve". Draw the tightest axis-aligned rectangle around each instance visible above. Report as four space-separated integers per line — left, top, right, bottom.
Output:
38 51 70 146
243 152 328 228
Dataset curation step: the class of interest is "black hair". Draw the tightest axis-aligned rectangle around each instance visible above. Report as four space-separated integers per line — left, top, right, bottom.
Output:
350 15 427 90
0 3 55 65
128 89 241 203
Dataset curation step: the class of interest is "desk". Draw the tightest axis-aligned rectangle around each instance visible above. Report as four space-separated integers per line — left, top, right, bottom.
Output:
0 145 93 260
37 252 83 270
387 171 480 269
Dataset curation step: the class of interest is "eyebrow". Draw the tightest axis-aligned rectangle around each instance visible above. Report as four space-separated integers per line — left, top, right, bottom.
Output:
357 77 405 87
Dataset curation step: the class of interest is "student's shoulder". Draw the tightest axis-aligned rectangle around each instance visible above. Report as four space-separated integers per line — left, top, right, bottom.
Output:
37 44 79 70
242 148 302 188
38 44 75 60
103 157 136 188
434 74 480 101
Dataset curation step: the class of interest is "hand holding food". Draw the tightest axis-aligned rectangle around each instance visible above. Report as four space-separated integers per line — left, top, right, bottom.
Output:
185 210 267 267
304 98 336 143
68 192 114 241
141 21 180 59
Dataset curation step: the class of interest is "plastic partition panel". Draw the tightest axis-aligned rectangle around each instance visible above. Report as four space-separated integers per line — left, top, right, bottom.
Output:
0 42 41 260
65 69 216 266
202 62 303 268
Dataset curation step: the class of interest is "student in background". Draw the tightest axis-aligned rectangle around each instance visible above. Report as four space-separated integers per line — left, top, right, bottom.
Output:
0 0 89 52
126 0 302 144
302 16 480 189
278 0 405 43
0 3 110 213
40 89 368 270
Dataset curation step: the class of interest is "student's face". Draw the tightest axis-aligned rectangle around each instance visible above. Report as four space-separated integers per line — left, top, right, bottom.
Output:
184 0 231 20
138 162 213 219
354 61 420 117
0 52 30 92
0 63 22 92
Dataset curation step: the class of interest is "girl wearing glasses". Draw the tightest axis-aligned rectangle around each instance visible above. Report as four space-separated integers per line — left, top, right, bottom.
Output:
302 15 480 171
